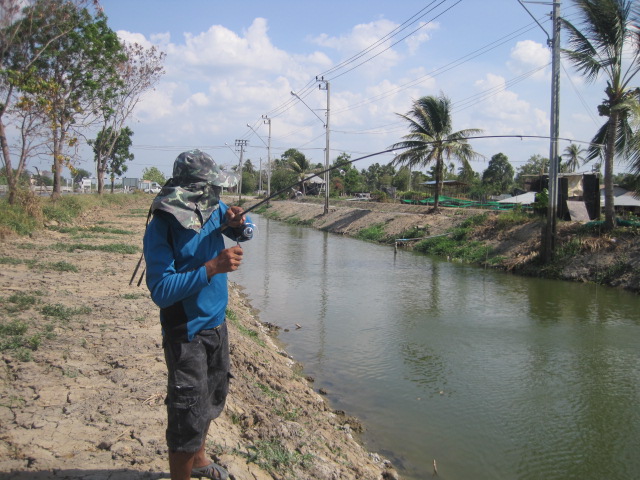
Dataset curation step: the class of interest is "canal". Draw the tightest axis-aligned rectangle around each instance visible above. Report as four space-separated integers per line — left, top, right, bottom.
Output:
232 214 640 480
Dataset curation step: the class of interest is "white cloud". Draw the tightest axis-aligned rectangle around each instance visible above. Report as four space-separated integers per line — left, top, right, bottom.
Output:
405 22 438 54
472 73 548 135
310 18 403 74
508 40 550 80
166 18 329 79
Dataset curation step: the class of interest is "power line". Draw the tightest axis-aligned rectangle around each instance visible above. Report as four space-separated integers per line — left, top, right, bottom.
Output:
328 0 463 82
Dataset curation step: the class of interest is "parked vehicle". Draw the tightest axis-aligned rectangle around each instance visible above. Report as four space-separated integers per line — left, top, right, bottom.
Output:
139 181 161 193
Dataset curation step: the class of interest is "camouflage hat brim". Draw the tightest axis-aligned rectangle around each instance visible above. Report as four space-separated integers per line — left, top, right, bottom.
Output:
149 149 239 231
172 149 239 188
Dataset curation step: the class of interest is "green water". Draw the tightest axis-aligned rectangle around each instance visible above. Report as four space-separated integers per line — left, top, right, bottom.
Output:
234 215 640 480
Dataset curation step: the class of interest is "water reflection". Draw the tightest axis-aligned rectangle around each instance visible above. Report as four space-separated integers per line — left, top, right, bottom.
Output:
234 214 640 480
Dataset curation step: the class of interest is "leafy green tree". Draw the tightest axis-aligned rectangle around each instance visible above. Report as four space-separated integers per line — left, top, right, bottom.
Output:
24 0 125 199
0 166 30 187
390 94 482 210
142 166 166 185
561 0 640 229
515 154 549 187
269 166 297 197
344 168 364 194
243 159 255 174
92 42 165 194
457 162 479 184
614 172 640 193
241 169 256 194
482 153 514 194
90 126 134 193
393 166 411 191
72 167 92 184
0 0 93 204
362 163 394 191
562 143 586 173
282 148 311 194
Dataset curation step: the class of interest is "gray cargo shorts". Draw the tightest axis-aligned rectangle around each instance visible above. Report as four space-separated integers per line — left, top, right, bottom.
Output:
163 322 230 452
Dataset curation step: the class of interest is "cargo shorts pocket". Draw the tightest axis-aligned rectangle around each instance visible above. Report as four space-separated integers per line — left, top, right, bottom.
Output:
165 387 204 451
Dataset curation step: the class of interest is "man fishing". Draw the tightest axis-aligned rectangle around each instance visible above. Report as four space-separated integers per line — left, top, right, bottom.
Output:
143 149 251 480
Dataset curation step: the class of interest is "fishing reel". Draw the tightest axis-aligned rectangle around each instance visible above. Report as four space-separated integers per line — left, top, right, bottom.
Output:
237 222 256 242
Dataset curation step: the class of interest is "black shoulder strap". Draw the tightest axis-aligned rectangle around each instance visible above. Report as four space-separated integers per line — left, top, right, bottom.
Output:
129 206 153 287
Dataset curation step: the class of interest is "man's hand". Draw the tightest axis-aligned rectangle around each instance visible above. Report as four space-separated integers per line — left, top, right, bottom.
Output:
226 206 246 229
205 246 244 277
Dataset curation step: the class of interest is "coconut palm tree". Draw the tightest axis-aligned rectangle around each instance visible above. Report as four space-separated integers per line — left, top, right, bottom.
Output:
390 93 482 210
561 0 640 229
562 143 586 172
283 148 312 195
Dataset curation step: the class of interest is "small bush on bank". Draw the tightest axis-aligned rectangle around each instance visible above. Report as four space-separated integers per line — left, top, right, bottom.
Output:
355 223 387 242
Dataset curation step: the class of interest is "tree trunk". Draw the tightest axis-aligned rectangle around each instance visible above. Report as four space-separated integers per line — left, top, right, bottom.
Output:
51 129 63 200
0 120 17 205
97 163 105 195
603 112 617 230
433 157 442 210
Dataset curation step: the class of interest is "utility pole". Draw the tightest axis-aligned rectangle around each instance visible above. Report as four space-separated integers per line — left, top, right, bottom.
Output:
543 0 561 262
317 76 330 215
262 115 272 203
518 0 561 262
235 139 247 202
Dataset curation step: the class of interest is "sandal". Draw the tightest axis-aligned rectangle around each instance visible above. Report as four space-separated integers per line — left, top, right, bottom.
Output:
191 461 229 480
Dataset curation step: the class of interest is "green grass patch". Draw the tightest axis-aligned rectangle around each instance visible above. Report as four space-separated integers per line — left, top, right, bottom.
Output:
0 256 23 265
226 308 266 346
397 226 429 240
121 292 146 300
1 191 149 236
252 204 272 215
495 209 532 229
41 197 84 223
3 291 44 312
38 261 78 273
242 439 314 476
355 223 387 242
41 303 92 322
414 235 492 263
460 213 489 228
285 216 314 226
48 225 133 236
0 202 41 235
51 242 139 254
595 259 633 285
0 319 46 361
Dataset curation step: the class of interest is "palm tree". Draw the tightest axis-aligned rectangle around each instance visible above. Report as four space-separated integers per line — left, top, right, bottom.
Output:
562 143 586 172
285 149 311 195
390 93 482 210
561 0 640 229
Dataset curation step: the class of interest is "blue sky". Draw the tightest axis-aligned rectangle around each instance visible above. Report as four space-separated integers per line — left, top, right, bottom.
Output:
87 0 616 180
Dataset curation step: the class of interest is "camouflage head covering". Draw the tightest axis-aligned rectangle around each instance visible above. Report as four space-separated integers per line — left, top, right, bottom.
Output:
151 149 239 231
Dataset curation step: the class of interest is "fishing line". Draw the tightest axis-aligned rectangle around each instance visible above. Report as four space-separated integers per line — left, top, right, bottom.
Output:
130 132 599 286
230 132 601 217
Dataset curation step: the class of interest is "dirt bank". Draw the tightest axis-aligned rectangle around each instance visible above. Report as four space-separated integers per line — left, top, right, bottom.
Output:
250 197 640 294
0 196 397 480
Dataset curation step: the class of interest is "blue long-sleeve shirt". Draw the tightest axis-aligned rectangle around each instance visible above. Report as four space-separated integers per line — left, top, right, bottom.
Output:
143 202 248 341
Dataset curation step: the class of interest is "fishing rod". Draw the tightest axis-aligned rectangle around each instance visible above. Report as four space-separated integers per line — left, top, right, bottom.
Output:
129 147 399 286
228 132 601 217
232 146 400 217
130 132 594 286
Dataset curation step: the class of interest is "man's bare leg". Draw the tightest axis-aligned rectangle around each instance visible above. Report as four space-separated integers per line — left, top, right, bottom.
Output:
169 422 212 480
